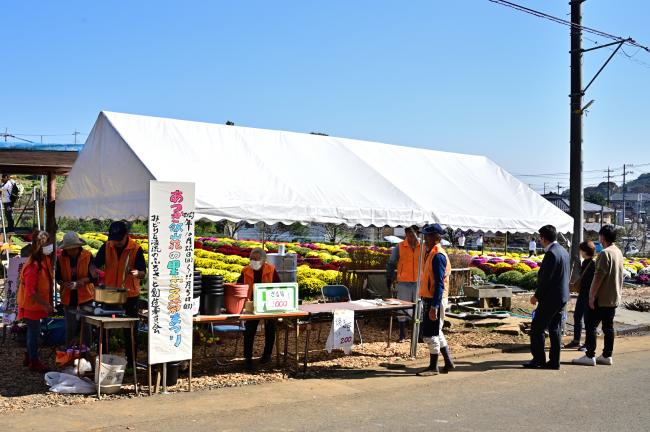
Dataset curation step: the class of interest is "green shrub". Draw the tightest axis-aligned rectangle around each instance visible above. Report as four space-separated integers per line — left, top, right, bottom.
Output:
299 277 326 300
519 271 538 291
497 270 524 286
470 267 486 280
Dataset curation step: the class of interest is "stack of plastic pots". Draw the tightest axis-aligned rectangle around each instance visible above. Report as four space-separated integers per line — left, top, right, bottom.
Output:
200 274 224 315
192 271 202 316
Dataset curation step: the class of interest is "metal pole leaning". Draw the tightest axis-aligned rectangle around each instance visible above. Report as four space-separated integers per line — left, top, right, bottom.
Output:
409 232 426 358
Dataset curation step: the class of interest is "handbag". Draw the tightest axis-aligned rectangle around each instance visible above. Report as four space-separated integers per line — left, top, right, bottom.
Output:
569 263 582 294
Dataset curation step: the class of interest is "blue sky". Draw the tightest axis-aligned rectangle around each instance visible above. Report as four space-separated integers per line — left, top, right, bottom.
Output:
2 1 649 192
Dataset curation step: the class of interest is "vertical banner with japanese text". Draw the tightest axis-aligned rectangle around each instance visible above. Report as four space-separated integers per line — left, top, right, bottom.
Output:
148 181 195 364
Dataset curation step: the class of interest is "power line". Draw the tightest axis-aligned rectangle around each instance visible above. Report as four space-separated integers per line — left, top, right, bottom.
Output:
488 0 650 52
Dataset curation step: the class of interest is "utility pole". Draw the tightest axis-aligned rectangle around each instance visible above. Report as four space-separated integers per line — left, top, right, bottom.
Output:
557 182 562 195
73 129 80 145
622 164 633 226
606 166 611 206
569 0 583 264
543 182 548 195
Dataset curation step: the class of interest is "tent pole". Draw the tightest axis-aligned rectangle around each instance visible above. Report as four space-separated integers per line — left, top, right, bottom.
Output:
409 232 426 358
0 199 10 273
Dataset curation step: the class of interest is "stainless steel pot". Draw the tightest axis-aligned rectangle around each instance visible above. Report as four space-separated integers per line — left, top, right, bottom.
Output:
94 286 128 305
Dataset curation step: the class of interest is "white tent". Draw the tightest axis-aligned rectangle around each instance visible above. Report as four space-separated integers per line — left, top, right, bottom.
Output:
58 111 573 233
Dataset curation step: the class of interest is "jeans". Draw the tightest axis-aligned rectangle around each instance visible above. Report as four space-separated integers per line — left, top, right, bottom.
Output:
3 201 14 232
572 291 589 343
530 301 565 366
421 298 448 355
244 320 276 360
585 304 616 358
25 318 41 361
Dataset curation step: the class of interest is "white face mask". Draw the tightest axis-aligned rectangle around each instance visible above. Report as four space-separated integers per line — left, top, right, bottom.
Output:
250 260 263 271
42 244 54 255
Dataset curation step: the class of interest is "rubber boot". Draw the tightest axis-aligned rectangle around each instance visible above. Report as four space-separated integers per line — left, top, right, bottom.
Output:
440 346 455 374
398 321 407 342
417 354 439 376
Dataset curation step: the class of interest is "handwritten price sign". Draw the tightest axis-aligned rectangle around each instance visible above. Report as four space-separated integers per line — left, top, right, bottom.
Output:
265 289 290 311
253 283 299 314
325 309 355 354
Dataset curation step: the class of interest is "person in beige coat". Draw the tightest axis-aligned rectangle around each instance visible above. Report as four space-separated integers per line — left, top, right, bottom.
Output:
573 225 624 366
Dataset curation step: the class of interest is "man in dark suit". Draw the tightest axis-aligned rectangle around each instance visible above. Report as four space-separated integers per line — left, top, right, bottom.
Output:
524 224 570 369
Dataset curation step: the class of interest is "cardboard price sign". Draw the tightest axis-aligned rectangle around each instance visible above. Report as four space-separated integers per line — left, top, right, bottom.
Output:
253 283 299 314
325 309 355 354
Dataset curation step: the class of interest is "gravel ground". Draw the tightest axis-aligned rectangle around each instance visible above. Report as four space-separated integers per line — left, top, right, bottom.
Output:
0 316 527 413
3 286 645 413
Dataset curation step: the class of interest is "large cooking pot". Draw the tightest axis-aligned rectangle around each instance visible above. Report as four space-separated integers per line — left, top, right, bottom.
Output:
94 286 128 305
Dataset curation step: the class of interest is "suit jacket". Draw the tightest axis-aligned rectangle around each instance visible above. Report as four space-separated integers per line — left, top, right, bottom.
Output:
535 242 570 306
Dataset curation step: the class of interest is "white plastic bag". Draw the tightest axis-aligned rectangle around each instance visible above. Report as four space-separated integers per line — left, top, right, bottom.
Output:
62 358 92 376
95 354 127 394
45 372 96 394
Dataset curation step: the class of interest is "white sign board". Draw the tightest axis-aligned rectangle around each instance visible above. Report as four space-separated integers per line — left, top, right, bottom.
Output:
2 256 27 324
325 309 355 354
253 283 299 314
148 181 195 364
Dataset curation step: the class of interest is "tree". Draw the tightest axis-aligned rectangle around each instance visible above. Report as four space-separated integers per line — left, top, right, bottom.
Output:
224 221 246 238
585 191 606 206
225 121 235 126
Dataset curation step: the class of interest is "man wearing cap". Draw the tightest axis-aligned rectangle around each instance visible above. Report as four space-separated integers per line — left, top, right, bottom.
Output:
56 231 97 345
386 226 422 342
417 223 455 376
95 221 146 365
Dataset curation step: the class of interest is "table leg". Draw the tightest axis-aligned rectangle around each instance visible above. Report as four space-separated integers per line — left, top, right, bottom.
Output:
130 324 139 396
188 359 192 393
77 318 85 376
97 325 103 399
303 323 310 374
387 314 393 348
295 319 300 373
148 364 152 396
275 319 280 366
283 324 289 364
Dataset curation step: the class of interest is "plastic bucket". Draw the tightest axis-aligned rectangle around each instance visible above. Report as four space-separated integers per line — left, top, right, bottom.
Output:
94 354 127 394
166 361 180 386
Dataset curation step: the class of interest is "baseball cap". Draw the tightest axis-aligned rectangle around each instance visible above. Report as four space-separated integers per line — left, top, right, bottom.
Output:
421 223 445 235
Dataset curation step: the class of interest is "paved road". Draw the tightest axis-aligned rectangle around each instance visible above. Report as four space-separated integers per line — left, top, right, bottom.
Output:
3 335 650 432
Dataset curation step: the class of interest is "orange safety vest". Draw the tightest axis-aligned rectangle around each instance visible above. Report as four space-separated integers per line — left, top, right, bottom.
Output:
59 249 95 305
397 240 422 283
17 257 53 315
419 244 451 299
242 262 276 300
104 238 141 298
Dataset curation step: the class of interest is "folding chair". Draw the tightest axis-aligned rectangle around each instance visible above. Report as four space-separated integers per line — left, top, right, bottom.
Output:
320 284 363 346
206 323 245 365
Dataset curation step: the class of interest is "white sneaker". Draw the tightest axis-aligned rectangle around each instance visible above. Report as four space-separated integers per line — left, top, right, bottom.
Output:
572 355 596 366
596 355 613 366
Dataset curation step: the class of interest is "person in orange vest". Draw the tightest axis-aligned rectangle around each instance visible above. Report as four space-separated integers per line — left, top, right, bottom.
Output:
386 225 421 342
56 231 96 345
17 230 54 373
237 247 280 371
417 223 455 376
95 221 146 366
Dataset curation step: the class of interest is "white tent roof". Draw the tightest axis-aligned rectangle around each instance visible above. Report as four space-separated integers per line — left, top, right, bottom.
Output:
58 111 573 233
